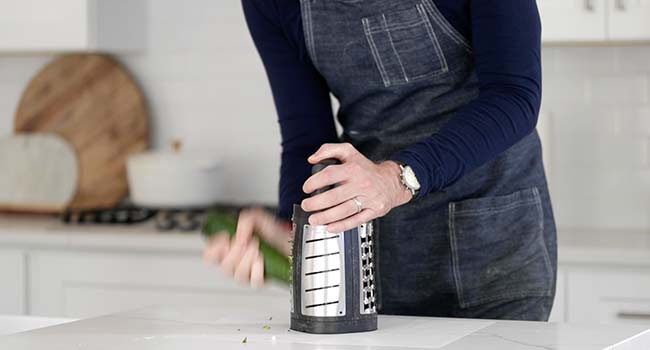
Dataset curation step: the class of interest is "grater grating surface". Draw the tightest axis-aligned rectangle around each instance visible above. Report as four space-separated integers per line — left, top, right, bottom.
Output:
300 224 347 317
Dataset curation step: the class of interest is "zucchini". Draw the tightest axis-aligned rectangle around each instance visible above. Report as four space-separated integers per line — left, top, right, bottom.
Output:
202 211 291 284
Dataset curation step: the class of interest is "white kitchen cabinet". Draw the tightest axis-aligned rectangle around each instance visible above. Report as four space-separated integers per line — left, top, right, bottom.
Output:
538 0 608 42
28 250 287 318
567 267 650 324
0 0 145 52
0 249 26 315
609 0 650 41
539 0 650 43
548 268 567 322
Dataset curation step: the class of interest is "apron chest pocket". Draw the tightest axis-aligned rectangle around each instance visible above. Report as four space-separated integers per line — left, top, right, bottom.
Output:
362 3 448 87
448 188 554 309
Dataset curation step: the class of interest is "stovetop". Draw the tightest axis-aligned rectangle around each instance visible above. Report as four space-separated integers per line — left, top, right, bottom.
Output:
61 204 276 232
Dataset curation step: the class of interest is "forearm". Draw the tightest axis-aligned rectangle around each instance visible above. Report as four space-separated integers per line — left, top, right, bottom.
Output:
393 0 542 198
393 85 540 197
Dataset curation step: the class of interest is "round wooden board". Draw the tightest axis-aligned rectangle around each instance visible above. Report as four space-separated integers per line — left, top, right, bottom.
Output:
15 54 149 210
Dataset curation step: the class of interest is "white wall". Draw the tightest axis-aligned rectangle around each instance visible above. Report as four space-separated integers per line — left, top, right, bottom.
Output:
0 1 649 231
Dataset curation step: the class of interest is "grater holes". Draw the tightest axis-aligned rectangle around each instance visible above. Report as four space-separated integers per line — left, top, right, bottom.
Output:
359 223 377 314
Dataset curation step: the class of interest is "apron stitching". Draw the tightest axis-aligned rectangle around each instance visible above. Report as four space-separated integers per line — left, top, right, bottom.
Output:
301 0 319 70
363 18 391 87
533 187 554 286
454 199 541 216
406 69 447 81
448 202 466 307
367 19 426 33
417 4 449 73
380 67 447 87
421 0 473 53
381 14 409 83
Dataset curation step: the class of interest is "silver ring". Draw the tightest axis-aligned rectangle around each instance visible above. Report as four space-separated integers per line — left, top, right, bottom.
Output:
352 197 363 214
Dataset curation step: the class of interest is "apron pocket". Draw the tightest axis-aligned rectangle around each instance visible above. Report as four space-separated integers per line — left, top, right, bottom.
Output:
448 187 553 309
362 3 448 87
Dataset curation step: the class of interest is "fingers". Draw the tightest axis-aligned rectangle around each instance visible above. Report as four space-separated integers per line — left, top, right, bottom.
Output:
246 207 292 256
234 209 258 245
234 238 259 285
308 143 358 164
302 183 356 213
219 238 247 276
308 197 360 226
302 164 348 194
326 208 376 233
205 208 292 288
203 232 230 263
251 254 265 289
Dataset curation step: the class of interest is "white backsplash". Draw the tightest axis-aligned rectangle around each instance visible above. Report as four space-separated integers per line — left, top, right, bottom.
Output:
0 0 649 231
542 46 650 231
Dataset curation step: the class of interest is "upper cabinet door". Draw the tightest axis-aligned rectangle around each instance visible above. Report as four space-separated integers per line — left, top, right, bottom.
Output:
538 0 608 42
0 0 145 52
609 0 650 41
0 0 87 51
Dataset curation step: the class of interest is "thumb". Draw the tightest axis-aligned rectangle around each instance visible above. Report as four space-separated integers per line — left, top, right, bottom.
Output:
250 208 292 256
308 143 356 164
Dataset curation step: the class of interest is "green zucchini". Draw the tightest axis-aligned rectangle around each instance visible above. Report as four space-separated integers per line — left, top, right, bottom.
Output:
202 211 291 284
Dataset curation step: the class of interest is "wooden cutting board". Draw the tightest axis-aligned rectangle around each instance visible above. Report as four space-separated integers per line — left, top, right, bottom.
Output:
0 134 78 213
15 54 149 210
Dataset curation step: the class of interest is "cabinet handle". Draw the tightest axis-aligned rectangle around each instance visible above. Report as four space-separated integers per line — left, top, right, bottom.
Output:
616 0 627 11
617 312 650 320
585 0 596 12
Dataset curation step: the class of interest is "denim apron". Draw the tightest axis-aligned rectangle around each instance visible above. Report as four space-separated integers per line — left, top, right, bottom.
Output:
299 0 557 320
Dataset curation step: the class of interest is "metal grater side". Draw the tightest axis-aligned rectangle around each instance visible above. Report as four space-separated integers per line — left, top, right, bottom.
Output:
300 224 347 317
359 222 377 314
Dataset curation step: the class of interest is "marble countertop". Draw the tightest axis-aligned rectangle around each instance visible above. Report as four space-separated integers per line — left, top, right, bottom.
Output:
1 303 649 350
1 214 650 266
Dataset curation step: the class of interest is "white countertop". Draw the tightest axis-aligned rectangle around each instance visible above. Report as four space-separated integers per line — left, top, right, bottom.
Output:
1 303 649 350
1 214 650 266
0 315 76 337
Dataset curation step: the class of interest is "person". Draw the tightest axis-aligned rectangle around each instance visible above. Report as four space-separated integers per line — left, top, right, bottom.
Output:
204 0 557 321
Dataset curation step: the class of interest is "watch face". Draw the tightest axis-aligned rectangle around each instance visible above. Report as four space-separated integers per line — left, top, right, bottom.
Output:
404 166 421 190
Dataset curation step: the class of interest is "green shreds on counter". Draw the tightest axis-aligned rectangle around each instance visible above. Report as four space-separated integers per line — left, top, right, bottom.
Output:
202 211 291 284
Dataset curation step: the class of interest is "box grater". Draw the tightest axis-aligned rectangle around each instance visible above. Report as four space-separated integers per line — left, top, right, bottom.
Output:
290 159 378 334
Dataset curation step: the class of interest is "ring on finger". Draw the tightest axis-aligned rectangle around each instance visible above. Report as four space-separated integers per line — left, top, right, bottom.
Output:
352 197 363 214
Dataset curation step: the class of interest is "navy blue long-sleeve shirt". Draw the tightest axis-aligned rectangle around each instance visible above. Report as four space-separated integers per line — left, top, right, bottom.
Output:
242 0 542 220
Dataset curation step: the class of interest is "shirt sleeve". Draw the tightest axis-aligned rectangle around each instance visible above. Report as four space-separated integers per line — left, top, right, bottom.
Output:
392 0 542 198
242 0 338 220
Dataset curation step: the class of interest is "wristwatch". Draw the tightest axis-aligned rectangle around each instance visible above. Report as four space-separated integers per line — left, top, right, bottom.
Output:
396 162 421 197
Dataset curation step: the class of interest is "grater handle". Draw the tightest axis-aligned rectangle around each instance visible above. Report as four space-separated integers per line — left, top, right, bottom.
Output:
311 158 340 196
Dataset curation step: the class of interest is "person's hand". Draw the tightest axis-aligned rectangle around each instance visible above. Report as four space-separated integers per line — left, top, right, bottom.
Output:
301 143 413 233
203 208 291 288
